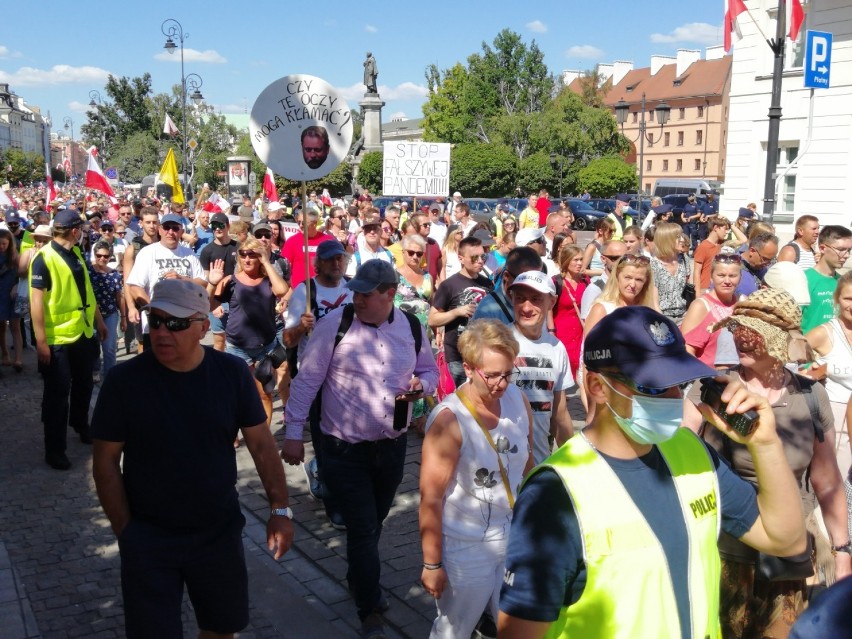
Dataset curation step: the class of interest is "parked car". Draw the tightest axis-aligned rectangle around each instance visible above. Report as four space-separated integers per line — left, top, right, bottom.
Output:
465 197 499 224
586 198 616 214
564 198 606 230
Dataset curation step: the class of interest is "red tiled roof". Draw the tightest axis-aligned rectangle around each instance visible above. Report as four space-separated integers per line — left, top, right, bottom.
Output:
603 56 732 106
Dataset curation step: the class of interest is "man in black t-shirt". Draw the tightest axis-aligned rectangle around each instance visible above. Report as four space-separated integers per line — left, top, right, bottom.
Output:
429 236 494 386
92 279 293 639
199 213 238 351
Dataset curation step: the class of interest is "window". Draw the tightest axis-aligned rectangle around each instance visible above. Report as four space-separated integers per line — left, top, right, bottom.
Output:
664 132 670 147
649 132 655 145
677 131 684 146
697 106 704 118
646 159 652 171
662 159 669 172
632 112 638 124
775 144 800 213
676 159 683 172
649 109 655 123
696 130 703 145
679 108 686 120
694 159 701 171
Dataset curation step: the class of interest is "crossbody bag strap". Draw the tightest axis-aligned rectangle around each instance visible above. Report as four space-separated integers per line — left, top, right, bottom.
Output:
454 389 515 508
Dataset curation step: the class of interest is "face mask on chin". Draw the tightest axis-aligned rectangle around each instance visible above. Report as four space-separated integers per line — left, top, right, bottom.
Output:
601 376 683 445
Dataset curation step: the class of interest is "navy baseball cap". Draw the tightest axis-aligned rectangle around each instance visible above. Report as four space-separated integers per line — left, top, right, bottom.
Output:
316 240 346 260
52 210 85 229
5 210 23 225
584 306 716 388
160 213 182 226
346 259 398 293
738 207 756 219
789 577 852 639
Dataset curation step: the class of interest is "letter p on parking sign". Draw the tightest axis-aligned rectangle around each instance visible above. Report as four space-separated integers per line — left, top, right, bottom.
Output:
804 30 832 89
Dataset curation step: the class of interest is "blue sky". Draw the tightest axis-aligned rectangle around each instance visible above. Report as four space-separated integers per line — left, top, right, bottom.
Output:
1 0 724 137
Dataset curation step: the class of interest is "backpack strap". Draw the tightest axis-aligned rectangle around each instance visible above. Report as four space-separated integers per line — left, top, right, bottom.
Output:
791 373 825 443
334 304 422 354
785 241 801 263
309 278 320 320
490 290 513 324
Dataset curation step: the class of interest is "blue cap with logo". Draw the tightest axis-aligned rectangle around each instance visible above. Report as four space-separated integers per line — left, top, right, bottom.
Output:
584 306 716 388
316 239 347 260
345 259 398 293
53 210 85 229
160 213 183 226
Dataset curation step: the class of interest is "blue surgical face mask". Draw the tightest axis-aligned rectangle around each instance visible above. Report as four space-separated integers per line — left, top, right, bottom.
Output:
601 376 682 445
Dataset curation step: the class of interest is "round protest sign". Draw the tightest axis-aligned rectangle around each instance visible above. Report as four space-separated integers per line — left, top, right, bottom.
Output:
250 74 353 181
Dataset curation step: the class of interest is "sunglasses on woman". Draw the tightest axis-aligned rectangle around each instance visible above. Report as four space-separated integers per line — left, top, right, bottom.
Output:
239 250 260 258
405 249 424 257
254 231 272 239
618 254 651 266
713 253 742 264
149 315 206 331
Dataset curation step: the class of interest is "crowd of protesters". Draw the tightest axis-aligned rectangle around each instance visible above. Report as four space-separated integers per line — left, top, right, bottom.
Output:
1 181 851 639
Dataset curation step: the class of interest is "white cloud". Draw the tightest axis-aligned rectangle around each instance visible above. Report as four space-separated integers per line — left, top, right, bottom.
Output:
0 45 22 58
68 100 89 114
527 20 547 33
154 48 227 63
0 64 111 87
334 81 428 102
365 24 378 33
565 45 604 59
650 22 722 45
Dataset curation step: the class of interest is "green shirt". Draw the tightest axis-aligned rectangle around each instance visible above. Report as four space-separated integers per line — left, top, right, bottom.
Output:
801 268 839 334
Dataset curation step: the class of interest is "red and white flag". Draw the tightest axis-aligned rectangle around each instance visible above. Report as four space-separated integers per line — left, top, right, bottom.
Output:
45 162 56 206
724 0 748 52
263 167 278 203
788 0 804 42
85 152 117 203
87 145 99 158
163 113 180 137
202 192 229 213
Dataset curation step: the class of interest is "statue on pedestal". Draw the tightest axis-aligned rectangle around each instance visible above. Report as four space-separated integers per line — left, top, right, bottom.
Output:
363 52 378 94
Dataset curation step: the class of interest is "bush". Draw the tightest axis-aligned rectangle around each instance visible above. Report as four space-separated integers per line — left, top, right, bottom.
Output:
357 151 383 193
577 156 637 197
449 143 517 197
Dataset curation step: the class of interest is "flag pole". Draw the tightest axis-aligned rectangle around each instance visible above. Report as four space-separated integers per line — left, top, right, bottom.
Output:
302 180 311 315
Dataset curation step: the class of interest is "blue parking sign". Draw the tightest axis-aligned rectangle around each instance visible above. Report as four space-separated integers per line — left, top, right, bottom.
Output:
804 30 832 89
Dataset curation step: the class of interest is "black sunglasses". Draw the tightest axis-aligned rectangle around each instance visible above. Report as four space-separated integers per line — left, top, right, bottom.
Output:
405 249 424 257
210 222 227 230
239 250 260 258
149 315 205 331
254 231 272 239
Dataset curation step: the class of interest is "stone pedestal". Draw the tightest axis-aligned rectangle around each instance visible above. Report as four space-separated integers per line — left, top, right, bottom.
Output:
359 93 385 153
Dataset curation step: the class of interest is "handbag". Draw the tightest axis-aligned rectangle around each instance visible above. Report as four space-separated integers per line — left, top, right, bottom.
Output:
680 254 696 305
435 351 456 401
756 533 814 582
254 341 288 393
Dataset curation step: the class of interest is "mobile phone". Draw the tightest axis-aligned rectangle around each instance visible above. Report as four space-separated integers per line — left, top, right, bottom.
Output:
403 389 421 396
699 379 759 437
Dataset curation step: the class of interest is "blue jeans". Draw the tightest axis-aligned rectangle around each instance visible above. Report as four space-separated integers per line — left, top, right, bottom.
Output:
101 312 119 379
447 359 467 389
320 432 407 620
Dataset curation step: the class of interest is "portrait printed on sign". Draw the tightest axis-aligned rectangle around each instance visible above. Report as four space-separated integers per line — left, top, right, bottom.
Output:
250 74 353 181
229 161 248 186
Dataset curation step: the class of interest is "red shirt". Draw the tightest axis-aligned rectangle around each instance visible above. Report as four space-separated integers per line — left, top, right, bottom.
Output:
536 197 551 227
281 231 334 287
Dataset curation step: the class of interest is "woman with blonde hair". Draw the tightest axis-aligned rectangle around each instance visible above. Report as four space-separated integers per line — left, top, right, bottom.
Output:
208 237 290 425
552 243 588 378
441 224 464 280
420 319 533 638
650 222 692 323
584 254 656 335
581 217 615 278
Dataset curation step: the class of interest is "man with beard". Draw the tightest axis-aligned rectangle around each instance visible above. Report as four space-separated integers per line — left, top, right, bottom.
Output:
301 126 330 170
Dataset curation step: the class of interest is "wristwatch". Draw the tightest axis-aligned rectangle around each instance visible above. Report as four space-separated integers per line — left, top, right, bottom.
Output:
831 541 852 555
270 507 293 519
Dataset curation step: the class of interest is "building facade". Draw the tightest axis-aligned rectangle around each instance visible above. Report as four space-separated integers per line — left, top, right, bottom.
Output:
723 0 851 226
593 48 732 196
0 83 52 160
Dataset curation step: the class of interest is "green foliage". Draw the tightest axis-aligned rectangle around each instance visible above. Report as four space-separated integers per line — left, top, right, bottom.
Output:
449 144 517 197
422 64 475 144
516 152 558 195
1 148 45 185
108 131 161 184
577 157 638 197
357 151 384 193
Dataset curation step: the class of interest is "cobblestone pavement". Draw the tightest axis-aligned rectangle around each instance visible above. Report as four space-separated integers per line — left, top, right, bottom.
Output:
0 339 587 638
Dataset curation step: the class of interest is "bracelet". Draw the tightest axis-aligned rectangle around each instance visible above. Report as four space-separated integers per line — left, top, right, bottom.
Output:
423 562 443 570
831 541 852 555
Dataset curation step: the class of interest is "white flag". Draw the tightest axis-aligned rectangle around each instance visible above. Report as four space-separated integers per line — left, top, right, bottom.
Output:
163 114 180 137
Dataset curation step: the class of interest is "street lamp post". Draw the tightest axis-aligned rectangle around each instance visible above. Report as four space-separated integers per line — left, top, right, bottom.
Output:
549 152 564 198
63 116 75 179
161 18 204 192
88 90 107 160
614 92 670 209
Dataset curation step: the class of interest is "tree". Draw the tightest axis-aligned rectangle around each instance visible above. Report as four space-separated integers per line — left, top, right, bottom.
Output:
356 151 383 193
449 144 517 197
516 152 558 195
2 148 44 185
422 64 475 144
81 74 154 158
108 131 161 184
577 157 637 197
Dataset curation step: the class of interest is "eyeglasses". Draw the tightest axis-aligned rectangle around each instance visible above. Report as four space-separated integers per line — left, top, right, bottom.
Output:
602 253 625 261
467 254 487 262
116 231 127 236
254 231 272 239
364 227 380 234
405 249 424 257
617 254 651 266
7 223 20 229
419 223 431 228
825 244 851 257
476 368 520 387
95 253 111 259
210 222 227 230
102 228 114 232
381 227 392 232
162 224 182 233
239 250 260 258
714 253 742 264
149 315 206 332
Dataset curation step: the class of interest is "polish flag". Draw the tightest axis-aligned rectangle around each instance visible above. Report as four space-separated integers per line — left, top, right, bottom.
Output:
788 0 804 42
202 192 229 213
724 0 748 52
163 113 180 137
263 167 278 202
85 152 117 202
45 163 56 206
87 145 99 158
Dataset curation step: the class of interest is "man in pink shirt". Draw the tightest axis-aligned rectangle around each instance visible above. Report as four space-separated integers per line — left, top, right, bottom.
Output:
280 208 334 287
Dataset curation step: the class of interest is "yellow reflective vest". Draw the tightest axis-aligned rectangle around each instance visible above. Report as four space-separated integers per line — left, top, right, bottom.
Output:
534 429 721 639
29 243 95 345
605 212 633 240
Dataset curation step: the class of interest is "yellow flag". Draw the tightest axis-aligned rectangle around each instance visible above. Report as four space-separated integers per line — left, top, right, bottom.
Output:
158 148 185 204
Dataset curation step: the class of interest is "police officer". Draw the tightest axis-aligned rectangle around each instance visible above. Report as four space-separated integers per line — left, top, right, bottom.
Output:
682 194 702 251
30 209 107 470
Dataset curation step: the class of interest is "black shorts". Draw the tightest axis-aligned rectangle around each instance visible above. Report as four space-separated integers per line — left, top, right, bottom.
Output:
118 514 248 638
